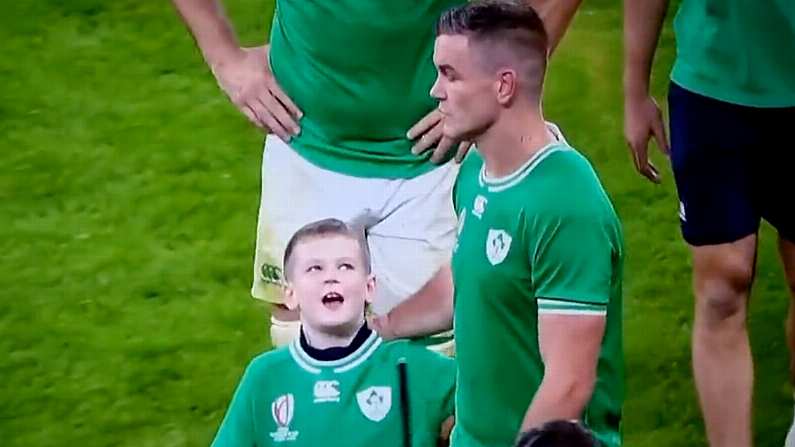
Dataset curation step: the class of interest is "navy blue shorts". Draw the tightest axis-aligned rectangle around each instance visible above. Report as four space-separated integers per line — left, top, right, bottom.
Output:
668 82 795 246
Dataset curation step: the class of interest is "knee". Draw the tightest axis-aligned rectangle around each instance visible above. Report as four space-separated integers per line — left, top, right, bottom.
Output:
695 259 754 325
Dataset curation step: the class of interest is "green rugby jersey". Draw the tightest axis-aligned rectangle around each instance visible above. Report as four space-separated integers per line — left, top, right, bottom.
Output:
671 0 795 107
268 0 464 179
211 328 455 447
450 144 624 447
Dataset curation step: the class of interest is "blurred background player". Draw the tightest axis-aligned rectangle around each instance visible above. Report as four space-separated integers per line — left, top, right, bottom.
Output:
624 1 795 445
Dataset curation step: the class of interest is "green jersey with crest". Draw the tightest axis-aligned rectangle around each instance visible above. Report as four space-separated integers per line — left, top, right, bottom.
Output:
211 329 455 447
450 143 624 447
268 0 464 179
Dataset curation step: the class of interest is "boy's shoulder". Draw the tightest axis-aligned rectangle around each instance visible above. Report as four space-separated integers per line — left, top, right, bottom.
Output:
243 345 296 378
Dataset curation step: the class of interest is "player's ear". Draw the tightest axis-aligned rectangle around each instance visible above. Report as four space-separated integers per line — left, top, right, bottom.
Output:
495 68 518 105
283 281 299 311
364 274 376 305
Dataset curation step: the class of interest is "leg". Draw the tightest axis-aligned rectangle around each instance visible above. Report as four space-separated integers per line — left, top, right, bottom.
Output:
691 236 757 447
667 83 762 447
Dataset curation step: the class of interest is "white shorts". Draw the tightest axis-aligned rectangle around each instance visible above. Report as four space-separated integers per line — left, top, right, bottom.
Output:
251 135 458 315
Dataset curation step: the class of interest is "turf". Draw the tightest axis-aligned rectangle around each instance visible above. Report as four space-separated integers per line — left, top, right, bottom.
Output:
1 0 792 446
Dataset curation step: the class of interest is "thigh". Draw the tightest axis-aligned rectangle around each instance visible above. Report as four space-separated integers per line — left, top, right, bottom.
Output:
668 82 760 246
252 135 374 302
367 163 459 314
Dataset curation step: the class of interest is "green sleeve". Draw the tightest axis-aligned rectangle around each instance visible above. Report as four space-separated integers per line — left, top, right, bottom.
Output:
211 364 257 447
528 207 615 315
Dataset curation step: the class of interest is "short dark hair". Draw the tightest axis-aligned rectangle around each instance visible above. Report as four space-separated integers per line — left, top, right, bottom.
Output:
282 218 371 280
515 420 599 447
436 0 548 98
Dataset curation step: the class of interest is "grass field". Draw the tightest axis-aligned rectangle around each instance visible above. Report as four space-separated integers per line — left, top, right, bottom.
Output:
1 0 793 446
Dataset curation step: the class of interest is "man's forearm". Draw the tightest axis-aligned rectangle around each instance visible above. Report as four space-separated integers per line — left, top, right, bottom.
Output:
383 264 454 338
623 0 669 96
520 374 594 432
171 0 243 67
525 0 582 54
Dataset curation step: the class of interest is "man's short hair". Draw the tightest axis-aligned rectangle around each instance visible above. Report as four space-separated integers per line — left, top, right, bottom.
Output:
514 420 599 447
282 218 371 280
436 0 548 98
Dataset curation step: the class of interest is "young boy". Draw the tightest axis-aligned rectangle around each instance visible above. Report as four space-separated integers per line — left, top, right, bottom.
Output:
210 218 455 447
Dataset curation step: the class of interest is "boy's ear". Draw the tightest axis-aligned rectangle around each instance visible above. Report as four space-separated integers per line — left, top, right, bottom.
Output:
364 274 376 305
283 282 299 311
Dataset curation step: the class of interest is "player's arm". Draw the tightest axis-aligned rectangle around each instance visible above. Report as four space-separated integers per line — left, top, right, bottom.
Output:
520 312 605 430
171 0 241 70
518 189 617 434
170 0 301 139
370 264 453 339
623 0 670 183
524 0 582 54
211 365 257 447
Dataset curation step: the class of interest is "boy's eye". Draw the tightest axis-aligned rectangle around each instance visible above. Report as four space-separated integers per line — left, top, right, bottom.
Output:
339 263 354 271
306 265 321 272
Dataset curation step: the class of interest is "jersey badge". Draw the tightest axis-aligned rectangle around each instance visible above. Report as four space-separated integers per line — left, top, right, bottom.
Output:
356 386 392 422
486 229 512 266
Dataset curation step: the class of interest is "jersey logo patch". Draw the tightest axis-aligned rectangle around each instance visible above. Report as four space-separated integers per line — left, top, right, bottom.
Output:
356 386 392 422
472 195 487 219
486 229 512 265
270 394 299 442
313 380 340 403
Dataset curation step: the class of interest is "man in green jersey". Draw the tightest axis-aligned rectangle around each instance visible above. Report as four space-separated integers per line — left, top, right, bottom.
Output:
624 1 795 445
170 0 582 349
372 2 624 446
211 218 456 446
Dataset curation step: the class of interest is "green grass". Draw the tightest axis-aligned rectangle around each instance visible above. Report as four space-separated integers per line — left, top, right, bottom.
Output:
1 1 792 446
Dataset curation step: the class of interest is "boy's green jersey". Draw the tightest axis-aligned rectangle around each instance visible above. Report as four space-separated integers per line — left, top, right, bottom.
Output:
211 329 455 447
450 144 624 447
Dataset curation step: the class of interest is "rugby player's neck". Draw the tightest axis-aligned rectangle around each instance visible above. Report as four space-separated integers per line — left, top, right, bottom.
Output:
302 318 364 350
477 105 552 178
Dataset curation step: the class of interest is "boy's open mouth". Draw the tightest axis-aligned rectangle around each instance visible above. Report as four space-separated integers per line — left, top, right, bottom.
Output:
321 292 344 309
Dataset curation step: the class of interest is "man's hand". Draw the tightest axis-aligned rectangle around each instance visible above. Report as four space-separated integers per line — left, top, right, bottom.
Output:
623 93 669 183
212 45 303 140
408 109 471 164
368 312 398 340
